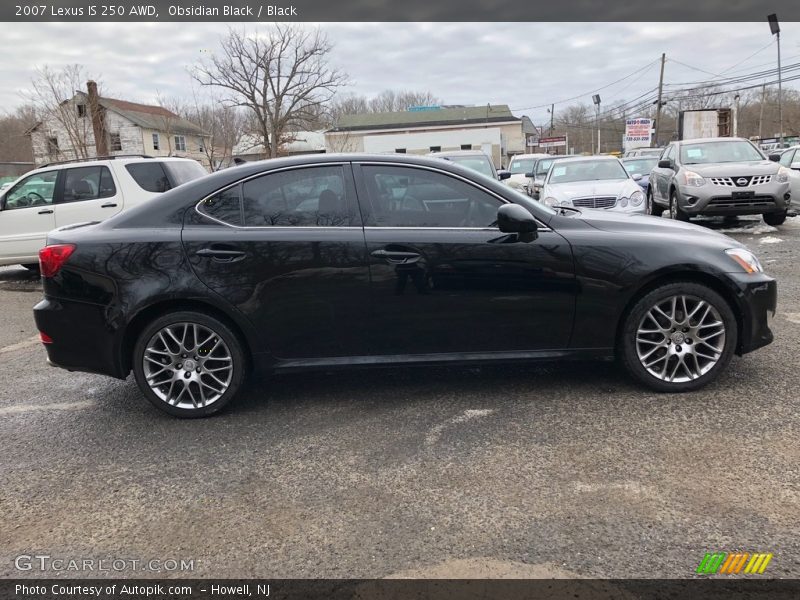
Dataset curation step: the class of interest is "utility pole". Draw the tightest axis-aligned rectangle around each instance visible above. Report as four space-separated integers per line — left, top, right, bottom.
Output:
652 53 666 148
768 14 783 147
759 84 766 141
550 103 554 135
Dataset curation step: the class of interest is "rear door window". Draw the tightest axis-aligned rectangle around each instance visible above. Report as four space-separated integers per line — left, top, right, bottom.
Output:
60 166 116 203
125 163 172 193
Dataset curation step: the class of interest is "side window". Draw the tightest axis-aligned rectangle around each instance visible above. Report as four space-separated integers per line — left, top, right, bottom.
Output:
662 145 674 163
61 166 116 203
778 149 795 167
197 186 243 226
3 171 58 210
361 165 502 228
241 166 356 227
125 163 172 193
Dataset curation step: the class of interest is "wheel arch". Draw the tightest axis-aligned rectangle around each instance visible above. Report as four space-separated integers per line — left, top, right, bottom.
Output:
615 270 744 356
119 298 256 375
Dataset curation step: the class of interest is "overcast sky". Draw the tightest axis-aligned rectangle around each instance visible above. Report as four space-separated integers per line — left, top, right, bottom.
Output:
2 22 799 125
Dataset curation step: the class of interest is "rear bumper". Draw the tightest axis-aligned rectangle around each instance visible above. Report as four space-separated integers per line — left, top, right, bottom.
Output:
732 274 777 355
33 296 126 379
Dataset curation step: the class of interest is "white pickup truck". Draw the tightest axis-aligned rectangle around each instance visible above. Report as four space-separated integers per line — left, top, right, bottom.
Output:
0 156 207 269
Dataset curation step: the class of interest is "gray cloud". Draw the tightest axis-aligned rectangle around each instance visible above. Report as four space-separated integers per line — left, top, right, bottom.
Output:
1 21 798 125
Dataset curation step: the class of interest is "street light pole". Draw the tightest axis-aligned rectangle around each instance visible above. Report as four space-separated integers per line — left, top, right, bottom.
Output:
768 14 783 147
592 94 601 154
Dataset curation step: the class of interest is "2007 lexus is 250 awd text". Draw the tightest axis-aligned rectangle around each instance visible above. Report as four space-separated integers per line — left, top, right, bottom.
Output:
32 154 777 417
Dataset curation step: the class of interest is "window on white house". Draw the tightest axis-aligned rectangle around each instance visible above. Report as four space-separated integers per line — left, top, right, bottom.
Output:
461 144 473 150
152 133 160 151
174 135 186 152
199 138 205 153
77 104 87 118
47 137 59 157
109 133 122 152
395 148 406 154
429 146 441 152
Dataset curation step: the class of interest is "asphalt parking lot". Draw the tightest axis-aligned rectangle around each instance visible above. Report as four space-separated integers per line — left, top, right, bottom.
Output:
1 215 799 580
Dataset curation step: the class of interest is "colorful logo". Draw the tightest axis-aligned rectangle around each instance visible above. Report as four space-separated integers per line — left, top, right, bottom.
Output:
696 552 773 575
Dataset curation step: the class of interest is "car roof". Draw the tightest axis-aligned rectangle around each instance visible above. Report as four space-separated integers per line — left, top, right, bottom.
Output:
549 155 622 164
621 155 658 161
677 137 751 145
429 150 491 158
510 153 551 160
30 156 201 174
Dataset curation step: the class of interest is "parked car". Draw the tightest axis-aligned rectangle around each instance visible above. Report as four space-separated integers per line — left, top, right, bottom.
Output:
0 156 208 269
540 156 646 213
621 156 659 194
624 148 663 158
34 154 775 417
770 145 800 204
504 153 550 192
648 137 792 225
527 155 575 199
428 150 509 182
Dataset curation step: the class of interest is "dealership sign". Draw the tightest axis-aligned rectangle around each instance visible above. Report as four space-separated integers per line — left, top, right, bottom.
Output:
539 136 567 148
624 118 653 151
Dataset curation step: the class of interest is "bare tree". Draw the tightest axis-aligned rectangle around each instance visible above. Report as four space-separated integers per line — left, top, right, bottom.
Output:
184 87 247 169
0 105 36 162
27 64 99 160
193 25 347 158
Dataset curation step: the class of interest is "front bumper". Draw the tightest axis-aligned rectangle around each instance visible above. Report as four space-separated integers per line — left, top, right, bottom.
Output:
730 273 777 355
678 181 791 216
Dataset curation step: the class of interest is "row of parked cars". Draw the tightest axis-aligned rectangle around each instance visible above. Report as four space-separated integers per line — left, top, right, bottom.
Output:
0 145 782 416
494 139 798 226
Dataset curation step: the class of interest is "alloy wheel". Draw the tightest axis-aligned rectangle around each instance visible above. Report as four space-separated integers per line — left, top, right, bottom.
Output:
142 322 233 409
635 294 726 383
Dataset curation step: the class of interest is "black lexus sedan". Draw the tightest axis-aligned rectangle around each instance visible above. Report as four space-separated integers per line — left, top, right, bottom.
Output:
33 154 776 417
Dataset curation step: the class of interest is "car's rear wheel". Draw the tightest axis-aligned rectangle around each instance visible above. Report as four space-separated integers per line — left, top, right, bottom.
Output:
620 283 737 392
669 191 690 222
763 211 787 226
133 311 246 417
646 188 664 217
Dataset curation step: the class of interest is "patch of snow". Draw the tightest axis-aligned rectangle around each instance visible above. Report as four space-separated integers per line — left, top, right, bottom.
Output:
759 236 783 244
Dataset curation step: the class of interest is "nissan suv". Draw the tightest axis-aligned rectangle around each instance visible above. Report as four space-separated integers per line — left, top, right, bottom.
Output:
0 155 208 269
647 137 792 225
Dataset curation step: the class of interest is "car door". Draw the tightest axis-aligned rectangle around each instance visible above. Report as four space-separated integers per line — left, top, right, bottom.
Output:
652 144 675 204
0 170 57 263
54 165 122 228
183 163 372 360
354 162 576 356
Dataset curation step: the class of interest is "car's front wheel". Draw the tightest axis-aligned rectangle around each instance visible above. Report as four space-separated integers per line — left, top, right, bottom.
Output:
763 211 787 226
620 283 737 392
669 191 690 222
646 188 664 217
132 311 247 417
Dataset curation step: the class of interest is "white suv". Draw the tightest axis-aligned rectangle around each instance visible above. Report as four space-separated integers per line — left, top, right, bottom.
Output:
0 156 207 269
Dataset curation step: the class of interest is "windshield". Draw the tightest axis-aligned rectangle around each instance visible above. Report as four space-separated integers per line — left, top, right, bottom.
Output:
535 158 558 177
622 158 658 175
444 155 495 179
164 161 208 186
508 158 536 174
548 160 629 184
680 140 764 164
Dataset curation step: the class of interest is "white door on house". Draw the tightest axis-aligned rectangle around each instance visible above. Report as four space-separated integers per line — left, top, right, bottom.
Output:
0 171 58 265
54 165 123 228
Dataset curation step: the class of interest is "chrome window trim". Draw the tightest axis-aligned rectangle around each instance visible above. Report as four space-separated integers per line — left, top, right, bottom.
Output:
193 160 551 231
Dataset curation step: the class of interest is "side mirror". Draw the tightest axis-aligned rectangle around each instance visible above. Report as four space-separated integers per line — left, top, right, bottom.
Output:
497 204 538 234
768 153 781 162
632 173 643 181
657 159 673 169
524 172 535 178
498 171 511 180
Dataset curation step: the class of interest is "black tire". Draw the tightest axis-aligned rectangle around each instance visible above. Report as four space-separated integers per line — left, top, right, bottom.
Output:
763 211 787 226
132 310 247 417
620 282 737 392
669 190 690 222
646 188 664 217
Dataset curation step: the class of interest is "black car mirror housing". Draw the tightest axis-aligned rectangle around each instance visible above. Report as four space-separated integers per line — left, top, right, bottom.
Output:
657 159 673 169
497 204 538 237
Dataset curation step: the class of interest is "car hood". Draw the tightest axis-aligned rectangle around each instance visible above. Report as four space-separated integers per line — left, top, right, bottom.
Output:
546 179 637 198
575 209 742 246
683 160 779 176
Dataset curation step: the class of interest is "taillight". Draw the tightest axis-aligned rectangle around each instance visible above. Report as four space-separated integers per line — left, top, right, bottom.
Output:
38 244 76 278
39 332 53 344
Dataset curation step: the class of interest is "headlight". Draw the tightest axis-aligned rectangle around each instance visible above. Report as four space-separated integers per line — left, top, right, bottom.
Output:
630 190 644 206
682 170 705 187
725 248 764 274
776 166 790 183
543 197 558 207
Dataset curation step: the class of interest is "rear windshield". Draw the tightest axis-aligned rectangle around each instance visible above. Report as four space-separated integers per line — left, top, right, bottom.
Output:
508 158 535 174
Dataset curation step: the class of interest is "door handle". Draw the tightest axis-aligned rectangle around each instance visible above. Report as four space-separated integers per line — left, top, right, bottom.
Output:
38 209 54 214
101 202 118 208
196 247 247 263
370 248 421 265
